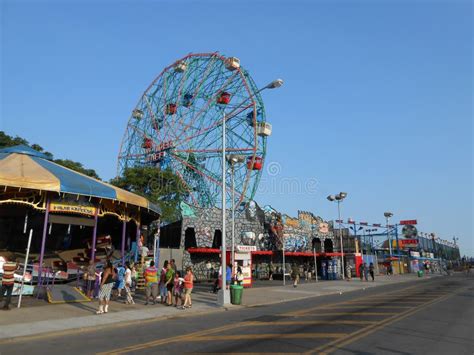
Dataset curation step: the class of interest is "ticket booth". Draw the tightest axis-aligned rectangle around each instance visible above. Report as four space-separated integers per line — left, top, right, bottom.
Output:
233 245 255 288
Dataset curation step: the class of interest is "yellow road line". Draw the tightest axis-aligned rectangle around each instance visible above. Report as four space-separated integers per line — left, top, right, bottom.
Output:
97 322 253 355
349 300 424 304
189 333 346 341
285 312 398 317
283 284 422 316
245 320 376 326
325 305 412 309
309 288 463 354
0 307 227 346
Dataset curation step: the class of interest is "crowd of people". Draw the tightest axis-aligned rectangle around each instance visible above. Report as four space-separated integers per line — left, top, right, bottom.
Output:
84 258 194 315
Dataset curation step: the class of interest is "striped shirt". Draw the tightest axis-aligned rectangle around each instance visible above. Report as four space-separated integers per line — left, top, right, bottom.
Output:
1 262 17 286
144 266 158 285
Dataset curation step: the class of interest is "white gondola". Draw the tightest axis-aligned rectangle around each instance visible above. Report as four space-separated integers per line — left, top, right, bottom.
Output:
174 61 187 72
256 122 272 137
225 57 240 71
132 109 144 120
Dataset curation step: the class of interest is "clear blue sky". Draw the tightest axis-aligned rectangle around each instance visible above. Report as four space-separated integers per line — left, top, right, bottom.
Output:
1 0 472 256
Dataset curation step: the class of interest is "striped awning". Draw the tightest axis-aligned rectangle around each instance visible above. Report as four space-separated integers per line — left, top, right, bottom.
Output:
0 145 160 214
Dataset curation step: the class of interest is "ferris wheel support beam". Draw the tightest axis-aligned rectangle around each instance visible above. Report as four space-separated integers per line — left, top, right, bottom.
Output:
177 70 240 142
171 152 244 201
174 102 254 149
171 56 219 136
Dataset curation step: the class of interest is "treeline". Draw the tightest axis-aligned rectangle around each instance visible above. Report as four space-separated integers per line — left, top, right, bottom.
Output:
0 131 100 179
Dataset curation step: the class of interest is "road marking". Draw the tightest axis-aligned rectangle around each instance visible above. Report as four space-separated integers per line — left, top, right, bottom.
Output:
245 320 377 326
0 307 225 345
283 284 422 316
189 333 346 341
349 300 424 304
286 312 399 316
325 305 412 309
97 322 254 355
308 287 463 354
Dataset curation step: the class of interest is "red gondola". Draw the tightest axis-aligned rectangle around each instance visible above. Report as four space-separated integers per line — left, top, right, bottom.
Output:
217 92 231 105
247 156 263 170
142 138 153 149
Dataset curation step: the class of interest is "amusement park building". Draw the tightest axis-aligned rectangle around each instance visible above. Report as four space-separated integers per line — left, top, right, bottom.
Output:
159 202 352 281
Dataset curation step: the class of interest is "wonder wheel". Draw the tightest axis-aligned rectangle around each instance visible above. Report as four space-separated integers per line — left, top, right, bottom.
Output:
118 53 272 208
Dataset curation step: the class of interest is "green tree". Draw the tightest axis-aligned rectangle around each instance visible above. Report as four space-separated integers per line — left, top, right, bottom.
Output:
54 159 100 180
0 131 99 179
110 166 187 223
0 131 28 147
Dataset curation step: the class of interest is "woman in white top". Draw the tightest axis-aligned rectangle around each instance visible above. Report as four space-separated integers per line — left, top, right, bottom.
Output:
124 262 135 304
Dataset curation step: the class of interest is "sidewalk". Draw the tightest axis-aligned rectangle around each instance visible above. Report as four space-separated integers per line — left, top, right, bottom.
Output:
0 273 441 340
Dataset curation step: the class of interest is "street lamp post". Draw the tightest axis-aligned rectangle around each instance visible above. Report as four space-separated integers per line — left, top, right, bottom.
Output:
453 236 460 264
327 192 348 280
218 111 229 306
384 212 394 274
226 154 245 271
218 78 283 306
384 212 393 258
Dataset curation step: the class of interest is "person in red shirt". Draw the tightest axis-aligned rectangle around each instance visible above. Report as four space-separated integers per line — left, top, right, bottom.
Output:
1 258 18 311
181 266 194 310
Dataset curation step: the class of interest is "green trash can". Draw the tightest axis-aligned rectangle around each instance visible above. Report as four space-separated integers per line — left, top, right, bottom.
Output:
417 270 424 277
230 284 244 305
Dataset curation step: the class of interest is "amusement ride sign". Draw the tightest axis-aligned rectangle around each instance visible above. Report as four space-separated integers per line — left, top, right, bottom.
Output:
49 202 97 216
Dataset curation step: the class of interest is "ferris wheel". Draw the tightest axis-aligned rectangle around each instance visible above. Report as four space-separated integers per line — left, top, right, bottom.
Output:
118 53 275 209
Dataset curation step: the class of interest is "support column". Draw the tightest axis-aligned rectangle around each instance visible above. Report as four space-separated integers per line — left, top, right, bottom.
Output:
121 219 127 265
90 208 99 262
38 198 50 288
134 222 140 263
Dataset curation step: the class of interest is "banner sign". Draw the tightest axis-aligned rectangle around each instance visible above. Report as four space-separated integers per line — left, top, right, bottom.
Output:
236 245 257 252
400 239 419 248
49 203 97 216
400 219 417 225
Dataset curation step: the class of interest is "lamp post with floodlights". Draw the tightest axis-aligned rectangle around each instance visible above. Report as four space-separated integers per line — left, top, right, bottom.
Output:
327 192 348 280
218 79 283 306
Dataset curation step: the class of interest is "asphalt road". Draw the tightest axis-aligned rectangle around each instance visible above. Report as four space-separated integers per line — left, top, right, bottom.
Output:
1 274 472 355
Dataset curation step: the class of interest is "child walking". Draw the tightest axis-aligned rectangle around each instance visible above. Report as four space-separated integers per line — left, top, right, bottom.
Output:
124 262 135 304
173 271 184 307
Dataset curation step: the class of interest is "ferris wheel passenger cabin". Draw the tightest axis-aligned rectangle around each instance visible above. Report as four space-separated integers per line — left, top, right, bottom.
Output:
256 122 272 137
246 109 272 136
174 61 187 73
152 119 163 130
225 57 240 71
247 156 263 170
165 103 177 115
217 92 231 105
246 108 264 127
183 93 193 107
142 138 153 149
132 109 144 120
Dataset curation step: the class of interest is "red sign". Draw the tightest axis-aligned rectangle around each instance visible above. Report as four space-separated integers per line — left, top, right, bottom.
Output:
400 220 417 225
400 239 418 247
